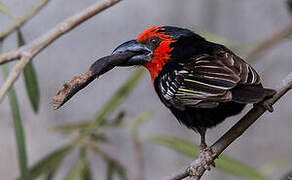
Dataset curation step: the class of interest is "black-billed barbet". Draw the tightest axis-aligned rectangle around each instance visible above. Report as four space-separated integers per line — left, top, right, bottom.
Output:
113 26 276 149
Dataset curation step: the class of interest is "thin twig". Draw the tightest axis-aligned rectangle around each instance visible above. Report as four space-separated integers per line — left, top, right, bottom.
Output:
0 0 50 40
132 126 145 180
133 137 145 180
165 72 292 180
247 23 292 60
0 0 122 102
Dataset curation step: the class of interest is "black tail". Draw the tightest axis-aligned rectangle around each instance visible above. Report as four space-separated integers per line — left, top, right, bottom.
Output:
231 84 276 104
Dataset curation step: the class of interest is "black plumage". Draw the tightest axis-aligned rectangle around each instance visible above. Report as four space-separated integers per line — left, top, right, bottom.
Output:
112 26 276 148
152 28 275 146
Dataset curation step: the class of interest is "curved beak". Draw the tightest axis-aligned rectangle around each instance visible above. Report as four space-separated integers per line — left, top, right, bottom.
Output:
112 40 152 66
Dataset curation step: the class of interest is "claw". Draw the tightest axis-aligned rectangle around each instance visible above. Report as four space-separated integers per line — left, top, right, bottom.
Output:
187 147 216 177
211 161 216 167
261 101 274 112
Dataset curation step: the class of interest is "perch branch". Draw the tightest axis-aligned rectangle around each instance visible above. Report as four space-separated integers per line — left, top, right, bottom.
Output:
0 0 122 102
0 0 50 40
164 72 292 180
247 23 292 60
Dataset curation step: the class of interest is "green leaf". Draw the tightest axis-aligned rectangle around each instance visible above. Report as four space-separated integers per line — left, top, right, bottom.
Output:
111 111 126 126
90 143 129 180
23 62 40 112
287 0 292 14
151 136 267 180
81 159 93 180
261 155 292 175
129 111 152 138
90 133 108 143
17 30 40 113
44 168 57 180
94 68 145 122
106 161 115 180
115 164 129 180
29 144 73 179
56 121 95 133
17 29 26 46
1 40 30 180
105 160 129 180
151 136 200 158
56 111 126 134
64 148 92 180
0 2 17 19
58 69 145 135
64 159 85 180
81 68 145 135
80 148 93 180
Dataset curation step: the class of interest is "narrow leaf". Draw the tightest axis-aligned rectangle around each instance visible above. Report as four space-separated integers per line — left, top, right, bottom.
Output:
130 111 152 135
64 157 86 180
151 136 267 180
29 144 73 179
82 68 145 135
17 30 40 113
1 40 29 180
287 0 292 14
0 2 17 19
94 68 145 122
59 69 145 136
261 155 292 175
80 148 93 180
56 121 95 133
90 133 108 143
44 167 58 180
56 111 125 134
106 161 115 180
90 143 129 180
81 160 93 180
115 164 129 180
105 160 128 180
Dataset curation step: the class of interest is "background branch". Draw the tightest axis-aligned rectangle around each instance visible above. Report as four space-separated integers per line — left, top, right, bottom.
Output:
0 0 122 102
247 23 292 60
0 0 50 41
165 72 292 180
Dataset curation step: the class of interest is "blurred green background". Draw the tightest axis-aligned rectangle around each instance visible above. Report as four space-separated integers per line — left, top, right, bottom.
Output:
0 0 291 180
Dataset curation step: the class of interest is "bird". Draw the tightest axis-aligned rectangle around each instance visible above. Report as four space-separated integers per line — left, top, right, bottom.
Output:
112 26 276 151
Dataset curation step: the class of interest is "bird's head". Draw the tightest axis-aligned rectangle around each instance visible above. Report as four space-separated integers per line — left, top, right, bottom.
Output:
113 26 205 80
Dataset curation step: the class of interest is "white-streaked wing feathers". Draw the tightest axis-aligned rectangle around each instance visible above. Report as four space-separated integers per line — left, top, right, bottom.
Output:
157 51 261 109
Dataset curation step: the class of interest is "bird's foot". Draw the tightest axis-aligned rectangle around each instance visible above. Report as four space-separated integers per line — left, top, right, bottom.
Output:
255 101 274 112
261 101 274 112
187 147 215 178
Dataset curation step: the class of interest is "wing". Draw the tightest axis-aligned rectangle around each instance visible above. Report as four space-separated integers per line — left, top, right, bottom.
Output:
213 48 261 85
157 49 261 110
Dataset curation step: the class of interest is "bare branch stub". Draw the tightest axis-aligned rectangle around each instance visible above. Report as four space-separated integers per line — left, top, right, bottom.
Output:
52 71 94 109
0 0 50 40
247 23 292 60
52 52 135 109
0 0 122 102
164 72 292 180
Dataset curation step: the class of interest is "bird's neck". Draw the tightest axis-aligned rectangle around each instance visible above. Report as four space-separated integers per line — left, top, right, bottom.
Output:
144 62 165 82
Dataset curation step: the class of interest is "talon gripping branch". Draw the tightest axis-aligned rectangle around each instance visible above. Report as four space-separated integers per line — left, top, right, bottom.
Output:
54 26 275 149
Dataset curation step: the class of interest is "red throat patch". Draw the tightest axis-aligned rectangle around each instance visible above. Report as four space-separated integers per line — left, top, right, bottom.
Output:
137 26 176 82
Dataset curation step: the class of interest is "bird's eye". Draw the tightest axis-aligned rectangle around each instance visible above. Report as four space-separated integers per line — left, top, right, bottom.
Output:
150 38 159 46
